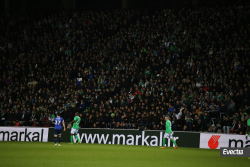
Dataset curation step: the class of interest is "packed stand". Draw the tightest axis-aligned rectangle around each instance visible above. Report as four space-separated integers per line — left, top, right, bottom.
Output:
0 5 250 134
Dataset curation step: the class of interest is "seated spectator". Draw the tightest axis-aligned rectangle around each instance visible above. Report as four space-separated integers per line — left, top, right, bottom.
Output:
207 126 214 133
193 115 201 132
227 100 235 117
93 123 97 128
115 122 121 129
229 119 237 134
183 125 189 131
13 121 19 126
43 121 51 127
152 124 158 130
0 111 7 126
235 121 243 134
242 116 249 133
186 115 193 131
39 113 45 126
223 117 231 134
171 117 178 131
131 123 137 129
240 111 246 122
5 110 14 126
28 111 38 126
32 121 40 127
109 113 116 128
121 123 126 129
19 121 24 126
219 103 227 119
19 111 29 126
214 115 226 133
208 106 219 126
177 115 185 131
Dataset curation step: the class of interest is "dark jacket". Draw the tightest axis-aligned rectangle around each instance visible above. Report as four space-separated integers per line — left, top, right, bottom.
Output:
224 119 231 126
19 113 29 122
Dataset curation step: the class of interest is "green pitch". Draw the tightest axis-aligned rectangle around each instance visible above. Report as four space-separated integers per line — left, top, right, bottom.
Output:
0 142 248 167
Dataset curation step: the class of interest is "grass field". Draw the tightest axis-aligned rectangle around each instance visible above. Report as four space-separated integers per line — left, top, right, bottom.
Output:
0 142 248 167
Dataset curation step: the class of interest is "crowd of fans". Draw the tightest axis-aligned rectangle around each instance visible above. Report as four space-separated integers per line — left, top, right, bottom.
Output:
1 5 250 134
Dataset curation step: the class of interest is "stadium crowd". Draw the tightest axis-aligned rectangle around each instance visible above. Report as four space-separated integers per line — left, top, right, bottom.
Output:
0 5 250 134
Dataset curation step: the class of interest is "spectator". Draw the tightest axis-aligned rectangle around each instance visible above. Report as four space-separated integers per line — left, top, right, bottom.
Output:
5 110 14 126
13 121 19 126
171 116 178 131
32 121 40 127
214 115 226 133
177 115 185 131
79 100 86 112
223 117 231 134
19 111 29 125
19 121 24 126
183 125 189 131
109 113 116 128
186 115 193 131
43 121 51 127
235 121 243 134
6 76 13 85
207 126 214 133
227 100 235 117
193 115 201 132
229 119 237 134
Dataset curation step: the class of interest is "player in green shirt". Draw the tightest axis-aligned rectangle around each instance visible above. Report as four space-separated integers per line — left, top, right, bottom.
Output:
245 117 250 159
69 112 81 144
160 115 178 149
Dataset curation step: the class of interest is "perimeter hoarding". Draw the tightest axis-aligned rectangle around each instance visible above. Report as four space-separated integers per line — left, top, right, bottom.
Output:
48 129 200 147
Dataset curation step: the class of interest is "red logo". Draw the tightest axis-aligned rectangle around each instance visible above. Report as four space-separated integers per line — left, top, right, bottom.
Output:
208 135 221 149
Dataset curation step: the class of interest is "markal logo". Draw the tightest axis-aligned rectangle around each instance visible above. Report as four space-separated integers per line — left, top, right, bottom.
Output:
73 131 179 147
223 148 243 155
208 135 221 149
0 128 46 142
